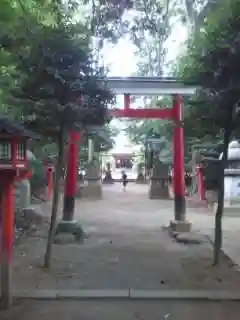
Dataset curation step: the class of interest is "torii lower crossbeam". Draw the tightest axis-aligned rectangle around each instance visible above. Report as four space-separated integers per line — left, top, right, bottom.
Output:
109 108 173 119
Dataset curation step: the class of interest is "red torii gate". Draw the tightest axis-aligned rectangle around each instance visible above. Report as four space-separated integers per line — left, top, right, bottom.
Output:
106 77 196 225
63 77 196 232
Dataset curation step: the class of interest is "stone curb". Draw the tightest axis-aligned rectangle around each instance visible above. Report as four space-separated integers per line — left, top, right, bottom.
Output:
13 289 240 301
204 234 240 271
14 290 130 300
129 290 240 301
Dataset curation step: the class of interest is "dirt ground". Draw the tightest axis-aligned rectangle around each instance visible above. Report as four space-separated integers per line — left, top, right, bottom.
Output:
11 184 240 291
1 300 240 320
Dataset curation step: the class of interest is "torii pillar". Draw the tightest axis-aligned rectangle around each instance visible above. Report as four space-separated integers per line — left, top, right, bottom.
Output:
170 94 191 232
55 130 83 241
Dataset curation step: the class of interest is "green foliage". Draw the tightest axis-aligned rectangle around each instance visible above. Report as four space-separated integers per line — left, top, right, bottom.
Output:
124 96 173 163
174 0 240 142
123 0 175 158
0 0 61 120
11 20 114 139
181 0 220 32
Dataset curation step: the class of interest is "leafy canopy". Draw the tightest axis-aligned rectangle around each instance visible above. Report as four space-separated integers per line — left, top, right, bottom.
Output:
12 20 114 138
177 0 240 139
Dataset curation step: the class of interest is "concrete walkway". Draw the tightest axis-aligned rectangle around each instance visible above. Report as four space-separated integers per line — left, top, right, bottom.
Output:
11 184 240 293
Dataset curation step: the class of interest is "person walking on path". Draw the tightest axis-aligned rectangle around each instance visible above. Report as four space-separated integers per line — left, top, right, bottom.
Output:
121 170 128 192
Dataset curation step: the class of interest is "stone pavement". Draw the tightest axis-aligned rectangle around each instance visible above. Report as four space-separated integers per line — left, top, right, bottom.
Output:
1 300 240 320
11 184 240 293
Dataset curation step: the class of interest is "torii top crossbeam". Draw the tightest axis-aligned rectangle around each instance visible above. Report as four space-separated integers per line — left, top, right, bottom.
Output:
105 76 197 95
105 76 197 119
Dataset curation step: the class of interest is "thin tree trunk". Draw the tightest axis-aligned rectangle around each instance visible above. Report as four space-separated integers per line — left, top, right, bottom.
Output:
44 129 65 268
213 125 232 266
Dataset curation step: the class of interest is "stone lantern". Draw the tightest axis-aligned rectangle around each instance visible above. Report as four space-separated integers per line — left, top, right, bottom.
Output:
0 118 32 309
0 131 27 170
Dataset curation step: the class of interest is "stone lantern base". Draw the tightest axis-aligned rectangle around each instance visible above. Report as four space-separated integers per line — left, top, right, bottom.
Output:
55 220 84 242
81 164 102 199
169 220 192 233
102 171 114 184
81 180 102 199
148 178 170 199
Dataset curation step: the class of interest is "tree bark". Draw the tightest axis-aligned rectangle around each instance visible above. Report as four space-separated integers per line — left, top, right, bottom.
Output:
44 129 65 268
213 122 232 266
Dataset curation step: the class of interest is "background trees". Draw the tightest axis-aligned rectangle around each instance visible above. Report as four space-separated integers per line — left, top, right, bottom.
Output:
174 0 240 264
0 1 118 267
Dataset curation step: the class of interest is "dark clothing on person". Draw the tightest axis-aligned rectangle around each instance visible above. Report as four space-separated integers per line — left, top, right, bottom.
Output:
122 173 128 186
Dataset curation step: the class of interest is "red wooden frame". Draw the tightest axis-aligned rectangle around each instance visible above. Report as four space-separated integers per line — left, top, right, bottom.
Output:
109 108 173 119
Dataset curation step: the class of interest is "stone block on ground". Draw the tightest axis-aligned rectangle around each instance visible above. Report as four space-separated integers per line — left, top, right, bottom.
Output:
81 181 102 199
175 232 206 244
54 234 77 244
169 220 192 233
15 207 45 230
55 220 84 242
135 173 146 184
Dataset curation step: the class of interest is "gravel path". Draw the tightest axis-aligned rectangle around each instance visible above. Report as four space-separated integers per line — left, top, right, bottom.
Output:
11 184 240 291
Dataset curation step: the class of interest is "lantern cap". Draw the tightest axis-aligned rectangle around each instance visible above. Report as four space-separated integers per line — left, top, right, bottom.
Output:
0 117 34 138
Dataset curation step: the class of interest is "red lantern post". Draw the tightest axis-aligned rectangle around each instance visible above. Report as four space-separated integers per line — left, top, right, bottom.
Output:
63 130 81 221
0 119 32 309
196 164 206 201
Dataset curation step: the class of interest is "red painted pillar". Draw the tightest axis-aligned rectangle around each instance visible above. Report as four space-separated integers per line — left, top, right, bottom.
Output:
196 165 206 201
1 180 14 307
63 130 80 221
172 95 186 221
124 94 130 110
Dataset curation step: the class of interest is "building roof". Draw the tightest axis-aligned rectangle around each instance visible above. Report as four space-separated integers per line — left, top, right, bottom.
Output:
0 117 34 137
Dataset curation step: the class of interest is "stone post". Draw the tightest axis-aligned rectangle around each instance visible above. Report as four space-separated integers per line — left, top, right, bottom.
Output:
81 161 102 199
14 180 31 211
136 164 146 184
103 162 114 184
88 138 94 162
148 161 170 199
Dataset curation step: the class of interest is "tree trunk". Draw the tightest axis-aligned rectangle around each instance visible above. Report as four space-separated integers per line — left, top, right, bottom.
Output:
44 129 65 268
213 125 232 266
